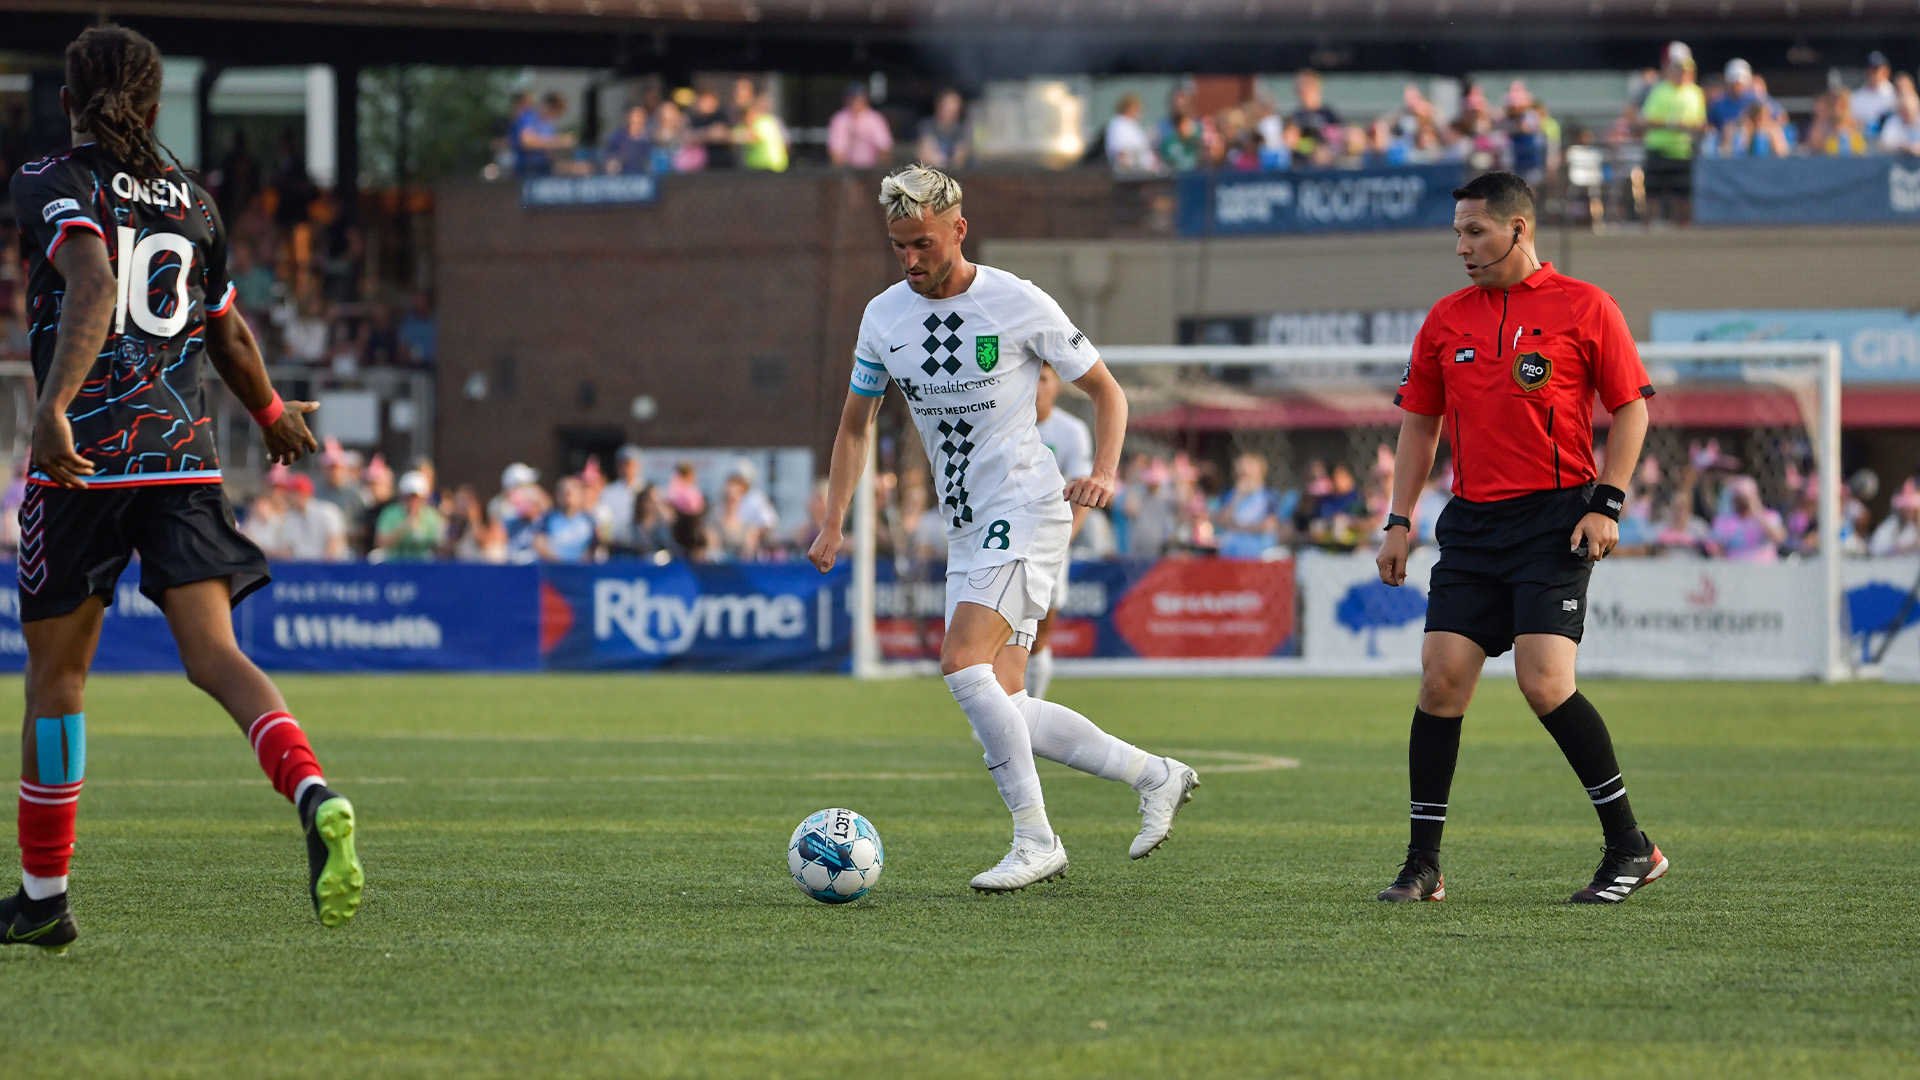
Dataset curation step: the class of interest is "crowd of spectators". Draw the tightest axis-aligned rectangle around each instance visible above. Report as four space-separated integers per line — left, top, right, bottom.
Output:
196 131 436 373
1103 46 1918 195
507 79 980 179
1 129 435 382
198 441 797 565
511 78 793 177
1105 70 1561 185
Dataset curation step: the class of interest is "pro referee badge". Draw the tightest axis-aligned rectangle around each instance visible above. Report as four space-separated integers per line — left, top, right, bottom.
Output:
975 335 1000 373
1513 351 1552 392
1453 347 1475 363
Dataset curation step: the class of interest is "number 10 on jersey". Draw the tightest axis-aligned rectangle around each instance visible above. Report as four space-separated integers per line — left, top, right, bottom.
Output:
114 225 195 339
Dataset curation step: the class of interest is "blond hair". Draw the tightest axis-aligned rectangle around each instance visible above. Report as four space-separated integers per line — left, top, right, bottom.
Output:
878 164 963 221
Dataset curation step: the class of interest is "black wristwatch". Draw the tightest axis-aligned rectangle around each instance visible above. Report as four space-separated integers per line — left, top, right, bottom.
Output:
1383 514 1412 533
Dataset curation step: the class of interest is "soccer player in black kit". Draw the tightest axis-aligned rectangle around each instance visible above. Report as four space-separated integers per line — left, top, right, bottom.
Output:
3 27 362 951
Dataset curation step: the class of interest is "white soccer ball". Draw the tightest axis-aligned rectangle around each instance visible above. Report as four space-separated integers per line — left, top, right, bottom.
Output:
788 808 885 904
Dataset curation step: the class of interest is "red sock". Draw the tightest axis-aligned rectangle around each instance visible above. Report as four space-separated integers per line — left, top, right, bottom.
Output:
248 712 324 803
19 778 83 879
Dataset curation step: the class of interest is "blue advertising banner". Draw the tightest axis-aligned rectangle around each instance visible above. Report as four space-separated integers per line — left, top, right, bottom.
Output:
1694 156 1920 226
1651 308 1920 383
0 578 185 673
0 563 541 674
1176 165 1461 237
521 173 658 210
541 561 851 671
237 564 541 672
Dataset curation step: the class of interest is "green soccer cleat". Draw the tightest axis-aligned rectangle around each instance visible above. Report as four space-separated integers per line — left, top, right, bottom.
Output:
301 787 364 927
1 888 78 952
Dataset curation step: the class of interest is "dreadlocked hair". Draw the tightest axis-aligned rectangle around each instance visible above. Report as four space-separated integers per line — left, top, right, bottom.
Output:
66 25 185 180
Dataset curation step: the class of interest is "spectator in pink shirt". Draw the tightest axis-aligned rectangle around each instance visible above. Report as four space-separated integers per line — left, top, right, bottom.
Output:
828 83 894 168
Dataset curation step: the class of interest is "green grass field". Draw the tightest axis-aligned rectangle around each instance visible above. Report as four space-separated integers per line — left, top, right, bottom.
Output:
4 673 1916 1078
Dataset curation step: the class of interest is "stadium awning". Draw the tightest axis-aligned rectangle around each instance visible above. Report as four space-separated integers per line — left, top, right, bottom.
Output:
1131 388 1920 433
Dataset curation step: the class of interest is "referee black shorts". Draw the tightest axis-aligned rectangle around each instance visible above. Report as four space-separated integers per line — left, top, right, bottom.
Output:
17 482 271 623
1425 484 1594 658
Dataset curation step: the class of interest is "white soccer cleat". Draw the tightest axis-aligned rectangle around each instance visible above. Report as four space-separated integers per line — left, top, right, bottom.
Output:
969 836 1069 893
1130 757 1201 860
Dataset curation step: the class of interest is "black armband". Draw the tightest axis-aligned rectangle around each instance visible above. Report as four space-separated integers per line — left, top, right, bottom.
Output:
1589 484 1626 522
1383 514 1412 533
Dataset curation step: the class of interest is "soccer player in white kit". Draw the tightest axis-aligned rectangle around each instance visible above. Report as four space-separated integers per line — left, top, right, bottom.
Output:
808 166 1201 893
1026 365 1092 701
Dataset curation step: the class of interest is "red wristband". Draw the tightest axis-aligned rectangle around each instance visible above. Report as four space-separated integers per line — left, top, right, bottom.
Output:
249 390 285 429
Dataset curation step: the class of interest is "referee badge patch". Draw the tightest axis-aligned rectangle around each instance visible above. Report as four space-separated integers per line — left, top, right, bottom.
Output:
1453 347 1475 363
1512 351 1552 392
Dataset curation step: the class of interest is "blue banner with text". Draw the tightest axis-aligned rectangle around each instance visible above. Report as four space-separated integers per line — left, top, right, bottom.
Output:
540 562 852 671
1176 165 1461 237
1694 156 1920 226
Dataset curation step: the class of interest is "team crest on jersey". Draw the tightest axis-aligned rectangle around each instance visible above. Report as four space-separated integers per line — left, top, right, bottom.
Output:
1512 351 1552 392
975 335 1000 373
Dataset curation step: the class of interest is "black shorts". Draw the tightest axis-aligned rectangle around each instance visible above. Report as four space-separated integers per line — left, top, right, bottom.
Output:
17 482 271 623
1425 485 1594 658
1644 152 1693 196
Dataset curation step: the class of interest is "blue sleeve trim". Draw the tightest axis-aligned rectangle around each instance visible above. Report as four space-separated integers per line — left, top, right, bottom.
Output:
855 356 886 371
850 383 885 398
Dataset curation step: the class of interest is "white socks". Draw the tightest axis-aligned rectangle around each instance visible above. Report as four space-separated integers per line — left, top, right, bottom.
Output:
945 665 1053 845
22 870 67 900
1013 691 1170 792
1026 646 1055 700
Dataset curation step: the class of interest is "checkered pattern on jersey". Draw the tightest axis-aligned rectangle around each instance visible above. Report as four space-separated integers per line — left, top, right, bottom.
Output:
920 312 966 377
938 417 976 529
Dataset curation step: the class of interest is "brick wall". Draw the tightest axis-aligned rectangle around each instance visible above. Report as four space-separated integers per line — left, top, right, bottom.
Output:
433 169 1116 489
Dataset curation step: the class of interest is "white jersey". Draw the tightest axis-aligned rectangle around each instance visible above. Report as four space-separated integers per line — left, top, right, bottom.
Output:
851 265 1097 541
1035 407 1094 484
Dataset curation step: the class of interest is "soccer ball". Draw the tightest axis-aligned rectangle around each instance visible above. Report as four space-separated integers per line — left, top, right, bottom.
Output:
788 808 884 904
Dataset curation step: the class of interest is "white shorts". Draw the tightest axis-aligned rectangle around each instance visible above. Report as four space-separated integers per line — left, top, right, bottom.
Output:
944 498 1073 650
1048 549 1073 613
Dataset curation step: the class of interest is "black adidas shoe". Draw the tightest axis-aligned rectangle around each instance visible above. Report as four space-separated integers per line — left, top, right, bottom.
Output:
1376 850 1445 902
1570 834 1669 904
1 888 78 951
299 785 364 927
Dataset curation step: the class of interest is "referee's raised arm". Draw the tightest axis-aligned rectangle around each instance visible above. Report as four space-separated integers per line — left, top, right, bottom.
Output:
1370 170 1668 909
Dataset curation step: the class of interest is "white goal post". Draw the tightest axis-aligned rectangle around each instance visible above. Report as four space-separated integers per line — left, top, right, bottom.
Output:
851 340 1847 682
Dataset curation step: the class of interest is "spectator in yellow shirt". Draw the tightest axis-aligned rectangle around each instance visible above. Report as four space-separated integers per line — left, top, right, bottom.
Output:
737 94 789 172
1639 41 1707 222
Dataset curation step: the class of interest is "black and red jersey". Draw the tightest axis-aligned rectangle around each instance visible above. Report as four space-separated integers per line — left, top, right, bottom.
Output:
11 144 234 488
1395 263 1653 503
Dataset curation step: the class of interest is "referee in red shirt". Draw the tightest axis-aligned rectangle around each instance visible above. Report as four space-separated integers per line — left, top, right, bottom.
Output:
1374 171 1668 905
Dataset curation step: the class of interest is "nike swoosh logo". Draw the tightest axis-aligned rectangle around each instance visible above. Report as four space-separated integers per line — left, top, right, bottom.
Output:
889 343 909 352
7 919 61 943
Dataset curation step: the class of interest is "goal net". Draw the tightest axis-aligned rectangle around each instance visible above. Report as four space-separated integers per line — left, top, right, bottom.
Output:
850 340 1848 682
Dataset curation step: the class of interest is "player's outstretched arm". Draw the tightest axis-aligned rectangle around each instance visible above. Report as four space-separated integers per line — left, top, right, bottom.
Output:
205 307 320 466
1377 411 1443 587
1570 395 1649 562
34 232 120 487
1066 359 1125 510
808 389 885 574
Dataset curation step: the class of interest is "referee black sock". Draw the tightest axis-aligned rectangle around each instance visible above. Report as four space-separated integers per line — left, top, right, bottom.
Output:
1406 708 1463 859
1538 691 1647 851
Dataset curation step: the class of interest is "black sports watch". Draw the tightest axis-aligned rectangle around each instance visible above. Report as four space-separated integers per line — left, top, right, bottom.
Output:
1383 514 1412 533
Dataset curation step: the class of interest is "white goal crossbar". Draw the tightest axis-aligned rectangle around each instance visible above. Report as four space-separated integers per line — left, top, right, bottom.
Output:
852 340 1847 682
